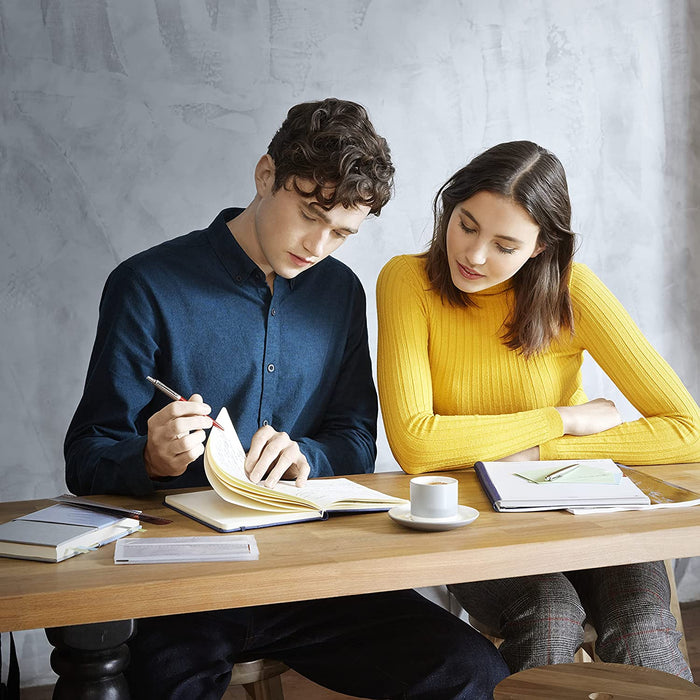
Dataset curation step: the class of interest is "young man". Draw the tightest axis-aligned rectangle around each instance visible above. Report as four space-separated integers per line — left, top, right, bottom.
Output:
65 98 508 699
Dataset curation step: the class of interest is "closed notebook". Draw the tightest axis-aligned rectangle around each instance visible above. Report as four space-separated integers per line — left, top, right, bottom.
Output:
473 459 651 512
0 504 141 562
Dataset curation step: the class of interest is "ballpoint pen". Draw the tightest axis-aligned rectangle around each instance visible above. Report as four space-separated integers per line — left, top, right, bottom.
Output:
543 463 580 482
146 376 224 430
52 494 173 525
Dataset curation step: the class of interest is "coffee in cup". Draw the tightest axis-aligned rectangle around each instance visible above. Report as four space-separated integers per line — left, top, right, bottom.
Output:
409 476 459 520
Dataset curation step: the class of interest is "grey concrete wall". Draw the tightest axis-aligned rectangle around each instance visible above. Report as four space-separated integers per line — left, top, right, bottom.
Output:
2 0 699 687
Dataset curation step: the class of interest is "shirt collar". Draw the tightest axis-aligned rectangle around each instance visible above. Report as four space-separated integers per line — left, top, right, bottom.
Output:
206 208 301 292
204 208 293 292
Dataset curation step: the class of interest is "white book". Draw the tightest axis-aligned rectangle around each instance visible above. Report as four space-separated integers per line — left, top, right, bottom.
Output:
474 459 651 512
0 504 141 562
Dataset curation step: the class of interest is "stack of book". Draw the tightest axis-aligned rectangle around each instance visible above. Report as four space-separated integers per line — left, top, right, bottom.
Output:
474 458 700 514
0 504 141 562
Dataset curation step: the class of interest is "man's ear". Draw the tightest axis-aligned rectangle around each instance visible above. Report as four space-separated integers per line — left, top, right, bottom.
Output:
254 154 275 196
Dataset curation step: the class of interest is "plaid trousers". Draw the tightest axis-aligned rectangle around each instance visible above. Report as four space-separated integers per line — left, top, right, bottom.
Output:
448 560 692 680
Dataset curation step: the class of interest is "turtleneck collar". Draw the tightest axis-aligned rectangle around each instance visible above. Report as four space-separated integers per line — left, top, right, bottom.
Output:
466 277 514 298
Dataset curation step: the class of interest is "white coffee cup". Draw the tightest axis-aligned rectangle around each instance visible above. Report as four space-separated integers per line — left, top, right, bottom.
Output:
409 476 459 520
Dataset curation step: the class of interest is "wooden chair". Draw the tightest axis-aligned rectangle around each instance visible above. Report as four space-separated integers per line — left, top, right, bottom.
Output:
466 560 688 666
493 661 700 699
225 658 288 700
666 559 690 665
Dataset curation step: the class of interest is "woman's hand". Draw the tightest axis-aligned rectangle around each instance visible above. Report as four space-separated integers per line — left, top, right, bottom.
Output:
556 398 622 436
499 446 540 461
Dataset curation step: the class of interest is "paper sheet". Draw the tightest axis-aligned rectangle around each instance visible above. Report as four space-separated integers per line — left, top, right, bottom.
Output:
515 463 622 485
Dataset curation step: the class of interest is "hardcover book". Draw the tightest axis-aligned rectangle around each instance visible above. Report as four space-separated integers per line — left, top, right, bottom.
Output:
473 459 651 512
0 504 141 562
165 407 406 532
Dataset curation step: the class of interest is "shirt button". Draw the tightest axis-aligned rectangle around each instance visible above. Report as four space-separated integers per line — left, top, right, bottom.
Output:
270 308 276 316
267 363 275 373
262 420 269 427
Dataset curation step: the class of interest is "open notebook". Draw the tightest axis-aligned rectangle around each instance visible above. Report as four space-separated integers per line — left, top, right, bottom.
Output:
165 407 406 531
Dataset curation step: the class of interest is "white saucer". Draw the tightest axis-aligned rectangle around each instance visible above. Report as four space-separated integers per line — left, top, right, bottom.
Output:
388 504 479 531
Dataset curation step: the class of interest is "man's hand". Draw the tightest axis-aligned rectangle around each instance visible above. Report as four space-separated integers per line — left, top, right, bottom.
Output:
245 425 310 488
556 398 622 436
144 394 214 479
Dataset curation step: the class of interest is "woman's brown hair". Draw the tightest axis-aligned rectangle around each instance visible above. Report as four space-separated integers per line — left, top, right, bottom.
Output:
423 140 575 357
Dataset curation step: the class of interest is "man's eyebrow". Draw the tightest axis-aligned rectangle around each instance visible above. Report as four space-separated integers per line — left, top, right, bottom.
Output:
458 207 524 244
306 202 358 234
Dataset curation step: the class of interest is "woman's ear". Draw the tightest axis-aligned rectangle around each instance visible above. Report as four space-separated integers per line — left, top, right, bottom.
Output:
530 241 546 258
254 154 275 196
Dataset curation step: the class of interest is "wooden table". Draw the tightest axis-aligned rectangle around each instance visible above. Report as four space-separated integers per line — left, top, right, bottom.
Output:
2 465 700 697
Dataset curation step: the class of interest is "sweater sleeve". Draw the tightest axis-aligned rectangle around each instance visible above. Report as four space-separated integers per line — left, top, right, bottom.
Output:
376 256 563 474
539 265 700 465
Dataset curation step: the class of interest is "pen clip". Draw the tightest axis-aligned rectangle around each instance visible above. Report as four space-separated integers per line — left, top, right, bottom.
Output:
543 463 580 482
146 376 182 401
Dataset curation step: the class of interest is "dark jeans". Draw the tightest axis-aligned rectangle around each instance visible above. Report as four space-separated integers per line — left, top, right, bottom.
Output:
126 589 508 699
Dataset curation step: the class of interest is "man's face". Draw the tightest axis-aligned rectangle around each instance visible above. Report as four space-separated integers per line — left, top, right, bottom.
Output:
252 156 370 282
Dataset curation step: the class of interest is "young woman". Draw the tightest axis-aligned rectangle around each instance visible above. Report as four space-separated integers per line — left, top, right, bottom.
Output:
376 140 700 678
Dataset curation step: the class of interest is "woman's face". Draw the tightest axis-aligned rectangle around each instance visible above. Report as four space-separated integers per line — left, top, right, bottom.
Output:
445 190 544 294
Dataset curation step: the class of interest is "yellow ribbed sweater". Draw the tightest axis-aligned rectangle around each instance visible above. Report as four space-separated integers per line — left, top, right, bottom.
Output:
376 255 700 473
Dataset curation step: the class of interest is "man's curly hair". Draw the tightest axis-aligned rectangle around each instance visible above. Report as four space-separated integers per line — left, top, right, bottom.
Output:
267 98 394 215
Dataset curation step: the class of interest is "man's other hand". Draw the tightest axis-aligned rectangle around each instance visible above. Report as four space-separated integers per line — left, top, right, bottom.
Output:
245 426 310 488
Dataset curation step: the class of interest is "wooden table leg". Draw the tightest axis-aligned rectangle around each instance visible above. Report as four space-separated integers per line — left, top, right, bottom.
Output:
45 619 135 699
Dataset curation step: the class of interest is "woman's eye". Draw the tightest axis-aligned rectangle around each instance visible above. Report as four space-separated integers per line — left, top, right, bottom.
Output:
496 244 516 255
300 210 316 221
459 221 476 234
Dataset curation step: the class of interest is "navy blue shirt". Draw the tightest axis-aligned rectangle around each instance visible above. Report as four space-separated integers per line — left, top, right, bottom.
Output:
65 209 378 496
